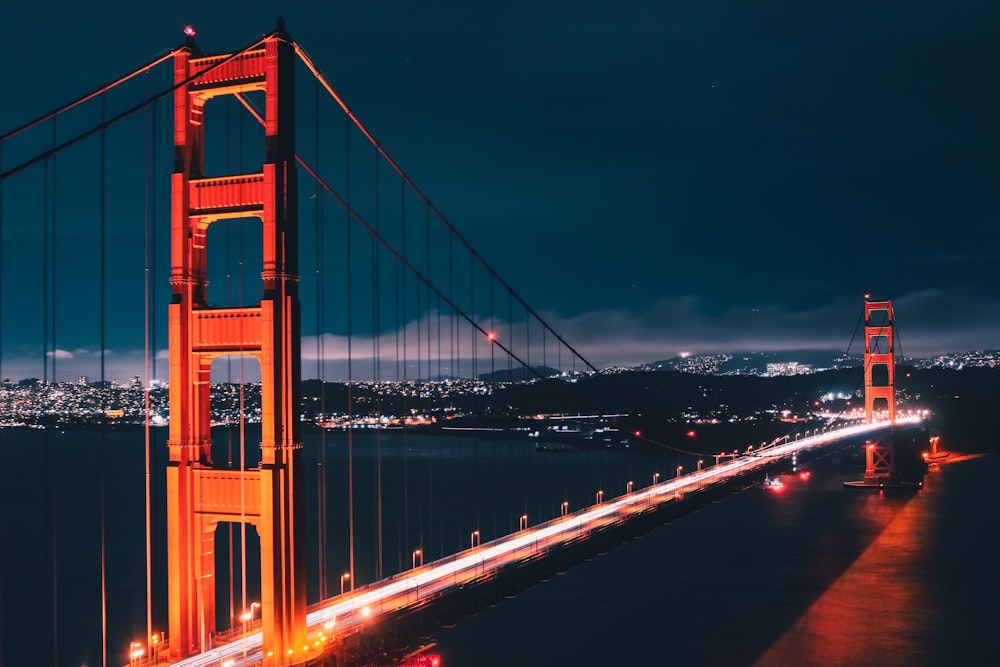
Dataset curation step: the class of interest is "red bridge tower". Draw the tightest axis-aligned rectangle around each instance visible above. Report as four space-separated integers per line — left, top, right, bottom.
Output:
860 297 898 486
863 298 896 423
166 24 306 664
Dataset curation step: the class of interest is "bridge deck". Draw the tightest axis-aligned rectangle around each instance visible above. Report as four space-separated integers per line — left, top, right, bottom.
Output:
163 417 917 666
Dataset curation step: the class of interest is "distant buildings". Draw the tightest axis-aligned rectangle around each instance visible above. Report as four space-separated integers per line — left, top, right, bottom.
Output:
0 349 994 426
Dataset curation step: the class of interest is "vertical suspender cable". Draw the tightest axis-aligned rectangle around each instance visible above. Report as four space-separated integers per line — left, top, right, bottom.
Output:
99 95 108 667
41 147 50 667
49 116 61 667
238 96 248 629
143 69 154 652
489 277 496 539
400 173 408 563
373 151 383 580
421 202 430 569
346 114 355 591
394 182 403 564
426 206 441 560
450 235 457 379
395 183 402 383
0 136 4 667
425 207 431 387
51 118 58 387
508 291 514 528
225 99 236 630
314 75 328 601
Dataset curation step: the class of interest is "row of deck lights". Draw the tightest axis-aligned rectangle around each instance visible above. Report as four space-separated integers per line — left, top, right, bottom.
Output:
127 423 851 665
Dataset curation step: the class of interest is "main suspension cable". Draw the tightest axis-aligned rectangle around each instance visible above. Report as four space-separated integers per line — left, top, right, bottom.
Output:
232 93 546 380
294 43 601 376
0 32 276 183
0 49 180 143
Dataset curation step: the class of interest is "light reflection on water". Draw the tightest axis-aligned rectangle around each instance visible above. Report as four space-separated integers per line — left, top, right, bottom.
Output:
432 453 998 667
755 477 936 666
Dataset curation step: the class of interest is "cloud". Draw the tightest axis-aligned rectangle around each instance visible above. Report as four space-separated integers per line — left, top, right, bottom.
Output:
6 289 995 383
536 289 1000 367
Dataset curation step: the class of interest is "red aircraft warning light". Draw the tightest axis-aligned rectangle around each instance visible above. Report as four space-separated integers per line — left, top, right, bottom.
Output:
183 25 196 37
486 331 496 342
686 430 696 438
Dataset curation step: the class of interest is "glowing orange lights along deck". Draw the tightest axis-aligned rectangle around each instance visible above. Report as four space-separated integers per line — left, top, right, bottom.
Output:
166 21 306 665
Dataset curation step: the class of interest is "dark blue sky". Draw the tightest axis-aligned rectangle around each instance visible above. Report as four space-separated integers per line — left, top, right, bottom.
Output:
2 1 998 379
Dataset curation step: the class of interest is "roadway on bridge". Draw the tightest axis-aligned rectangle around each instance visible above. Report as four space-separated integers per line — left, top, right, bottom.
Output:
167 417 917 667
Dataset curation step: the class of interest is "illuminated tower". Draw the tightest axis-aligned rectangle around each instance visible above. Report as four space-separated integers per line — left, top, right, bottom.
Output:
166 22 306 665
861 297 897 486
863 298 895 422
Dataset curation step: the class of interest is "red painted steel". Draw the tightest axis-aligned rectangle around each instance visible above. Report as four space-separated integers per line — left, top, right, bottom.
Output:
863 299 896 423
167 24 306 665
862 298 897 484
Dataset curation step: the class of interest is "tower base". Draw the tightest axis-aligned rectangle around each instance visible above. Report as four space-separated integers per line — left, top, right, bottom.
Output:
843 478 922 490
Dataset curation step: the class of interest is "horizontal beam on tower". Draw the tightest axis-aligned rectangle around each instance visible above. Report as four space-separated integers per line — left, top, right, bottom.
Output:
192 467 262 522
191 307 264 354
189 174 266 216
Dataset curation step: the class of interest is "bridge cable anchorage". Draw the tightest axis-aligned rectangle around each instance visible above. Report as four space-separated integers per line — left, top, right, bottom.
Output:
0 31 278 183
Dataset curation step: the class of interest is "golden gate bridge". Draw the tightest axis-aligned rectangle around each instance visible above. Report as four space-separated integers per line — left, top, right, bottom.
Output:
0 20 918 667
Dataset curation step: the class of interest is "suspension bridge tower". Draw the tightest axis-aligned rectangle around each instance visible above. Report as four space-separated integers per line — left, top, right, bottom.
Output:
847 297 902 488
166 22 306 664
863 298 896 423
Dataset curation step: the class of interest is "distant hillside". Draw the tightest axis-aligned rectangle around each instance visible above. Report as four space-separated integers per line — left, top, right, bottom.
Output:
641 350 860 375
477 366 560 383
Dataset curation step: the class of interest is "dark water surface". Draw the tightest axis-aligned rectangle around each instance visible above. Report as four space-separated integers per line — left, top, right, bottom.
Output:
0 426 677 666
432 453 998 667
1 428 994 666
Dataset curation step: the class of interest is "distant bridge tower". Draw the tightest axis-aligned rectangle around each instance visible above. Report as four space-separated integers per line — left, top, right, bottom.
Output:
166 22 306 665
859 297 898 486
863 298 895 423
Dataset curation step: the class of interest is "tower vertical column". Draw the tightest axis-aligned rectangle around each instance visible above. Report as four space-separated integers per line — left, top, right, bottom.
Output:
167 23 305 665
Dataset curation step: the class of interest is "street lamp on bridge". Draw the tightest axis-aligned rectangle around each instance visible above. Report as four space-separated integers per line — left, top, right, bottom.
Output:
520 514 528 531
240 602 260 637
150 632 163 664
129 642 144 667
626 480 634 494
412 549 423 569
561 501 569 517
340 572 351 595
653 472 660 485
471 530 481 548
676 465 683 478
596 489 604 504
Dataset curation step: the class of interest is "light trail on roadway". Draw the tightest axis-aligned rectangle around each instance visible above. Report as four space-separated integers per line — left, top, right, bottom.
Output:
166 416 920 666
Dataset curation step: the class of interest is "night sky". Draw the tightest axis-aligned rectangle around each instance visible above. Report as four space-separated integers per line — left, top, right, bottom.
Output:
2 1 998 380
